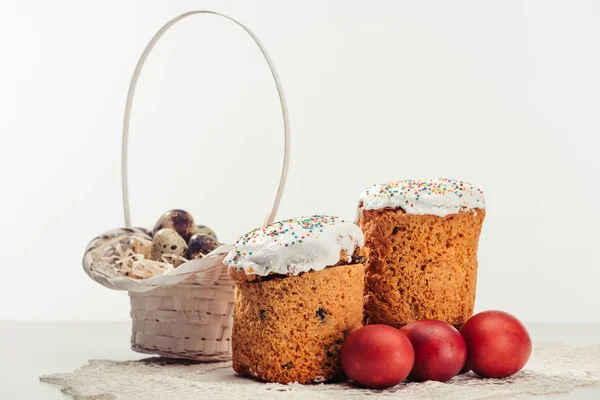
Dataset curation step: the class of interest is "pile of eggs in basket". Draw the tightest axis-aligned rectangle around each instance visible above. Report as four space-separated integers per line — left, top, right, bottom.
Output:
114 209 220 279
150 209 219 262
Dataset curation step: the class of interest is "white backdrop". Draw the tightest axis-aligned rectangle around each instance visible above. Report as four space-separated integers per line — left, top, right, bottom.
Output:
1 0 598 321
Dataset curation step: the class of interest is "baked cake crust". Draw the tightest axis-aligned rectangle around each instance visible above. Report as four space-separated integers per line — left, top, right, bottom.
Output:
359 207 485 330
231 264 365 384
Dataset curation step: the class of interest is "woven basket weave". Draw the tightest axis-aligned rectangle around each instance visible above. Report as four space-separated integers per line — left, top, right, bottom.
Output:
129 269 234 361
96 10 290 361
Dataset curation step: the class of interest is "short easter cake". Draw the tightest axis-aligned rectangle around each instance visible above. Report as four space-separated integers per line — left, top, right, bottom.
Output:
357 178 485 330
224 215 365 384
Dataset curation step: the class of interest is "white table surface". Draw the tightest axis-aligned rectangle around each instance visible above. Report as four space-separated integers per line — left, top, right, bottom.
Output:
0 321 598 399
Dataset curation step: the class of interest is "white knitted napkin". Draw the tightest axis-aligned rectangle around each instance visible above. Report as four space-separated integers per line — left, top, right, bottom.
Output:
40 342 600 399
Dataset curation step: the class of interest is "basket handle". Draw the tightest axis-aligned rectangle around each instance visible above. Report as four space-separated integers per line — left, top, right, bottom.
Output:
121 10 290 228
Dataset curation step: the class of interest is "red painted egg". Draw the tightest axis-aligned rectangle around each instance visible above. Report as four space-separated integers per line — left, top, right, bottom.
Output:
340 324 415 389
461 310 532 378
400 320 467 382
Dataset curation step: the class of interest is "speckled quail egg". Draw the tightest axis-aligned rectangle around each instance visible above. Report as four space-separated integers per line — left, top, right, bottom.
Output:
194 224 218 241
153 209 195 242
186 233 219 260
151 228 187 261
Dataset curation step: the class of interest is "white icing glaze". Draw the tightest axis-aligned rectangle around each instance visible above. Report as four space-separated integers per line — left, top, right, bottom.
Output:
358 178 485 217
223 215 364 276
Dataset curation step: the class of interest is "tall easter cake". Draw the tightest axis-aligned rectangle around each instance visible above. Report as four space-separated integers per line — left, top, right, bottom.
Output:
224 215 365 384
357 178 485 330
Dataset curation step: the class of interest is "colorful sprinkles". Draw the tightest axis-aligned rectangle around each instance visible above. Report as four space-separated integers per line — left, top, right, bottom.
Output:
359 178 485 217
364 178 483 202
226 215 347 265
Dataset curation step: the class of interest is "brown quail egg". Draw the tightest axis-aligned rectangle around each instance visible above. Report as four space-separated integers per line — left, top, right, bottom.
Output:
151 228 187 261
194 224 217 241
186 233 219 260
153 209 195 241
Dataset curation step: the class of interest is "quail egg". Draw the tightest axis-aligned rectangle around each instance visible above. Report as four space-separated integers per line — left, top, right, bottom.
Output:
194 224 218 241
151 228 187 261
186 233 219 260
153 209 195 241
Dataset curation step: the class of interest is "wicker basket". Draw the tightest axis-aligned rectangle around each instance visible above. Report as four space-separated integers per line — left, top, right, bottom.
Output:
83 11 290 361
83 229 238 361
129 269 235 361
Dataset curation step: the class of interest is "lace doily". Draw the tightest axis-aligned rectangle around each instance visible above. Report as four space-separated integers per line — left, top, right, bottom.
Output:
40 343 600 400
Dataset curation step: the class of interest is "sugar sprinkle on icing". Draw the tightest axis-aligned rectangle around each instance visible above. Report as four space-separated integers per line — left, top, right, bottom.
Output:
224 215 364 276
358 178 485 217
